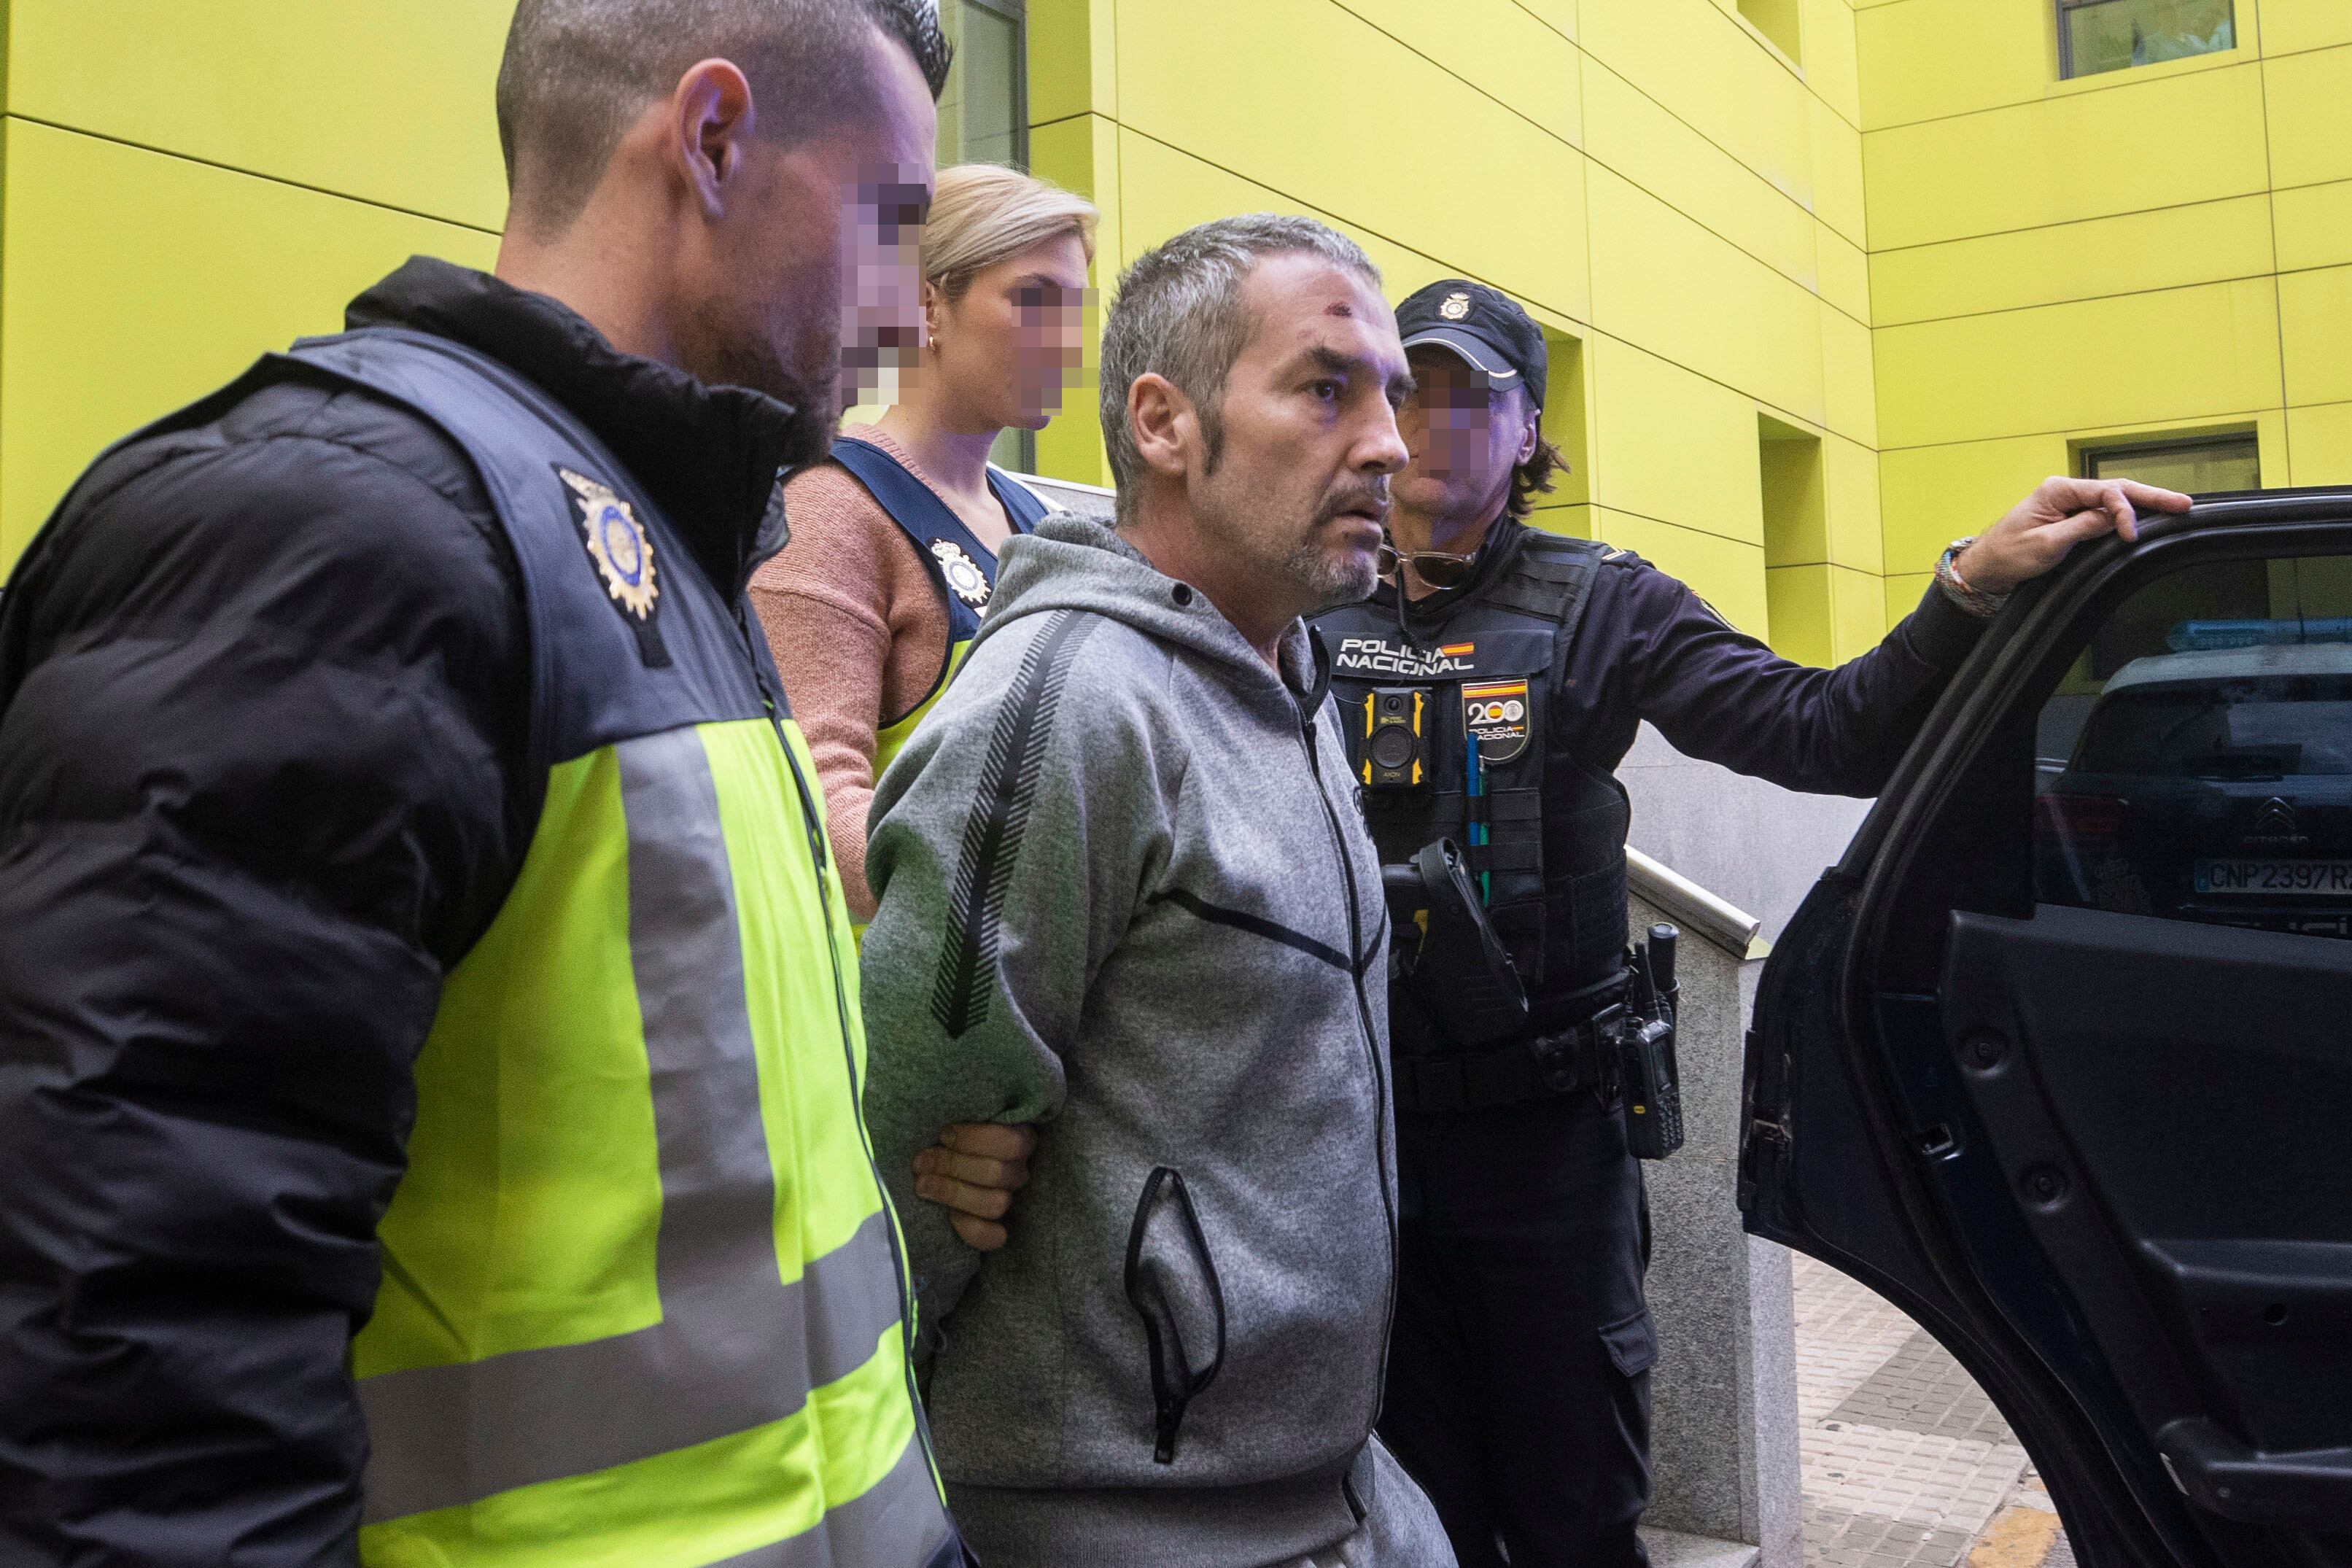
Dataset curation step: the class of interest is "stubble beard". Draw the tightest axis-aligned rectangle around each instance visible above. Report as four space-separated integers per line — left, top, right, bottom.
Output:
680 295 839 473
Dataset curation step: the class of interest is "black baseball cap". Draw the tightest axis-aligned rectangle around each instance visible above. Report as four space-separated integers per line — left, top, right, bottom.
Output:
1394 279 1548 411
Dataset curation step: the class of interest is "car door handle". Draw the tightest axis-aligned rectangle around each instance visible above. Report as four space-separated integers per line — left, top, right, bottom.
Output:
2159 1417 2352 1532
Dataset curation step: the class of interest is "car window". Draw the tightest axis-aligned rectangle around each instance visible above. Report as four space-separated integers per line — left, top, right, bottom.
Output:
2035 553 2352 938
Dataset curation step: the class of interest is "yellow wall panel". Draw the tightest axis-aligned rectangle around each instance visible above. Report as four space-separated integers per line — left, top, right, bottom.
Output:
1870 195 2276 326
1825 432 1885 575
2279 263 2352 407
1580 0 1818 225
1515 0 1579 42
1766 563 1833 664
1026 113 1117 488
1114 0 1590 325
1808 95 1869 247
1587 167 1828 430
1798 0 1865 128
1822 303 1877 448
1588 335 1768 546
1829 559 1890 660
2286 401 2352 485
1332 0 1585 148
1110 128 1452 298
1 121 498 567
1874 278 2283 448
7 1 510 231
1580 56 1818 292
1879 433 2073 575
2263 45 2352 191
1593 505 1771 634
1818 225 1870 324
1028 0 1117 125
2275 179 2352 272
1771 561 1885 663
1863 63 2270 250
2263 0 2352 55
1856 0 2053 131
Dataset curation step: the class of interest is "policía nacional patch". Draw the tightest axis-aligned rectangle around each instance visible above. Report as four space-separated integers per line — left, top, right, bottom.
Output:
1462 679 1532 766
559 467 659 621
555 465 669 667
929 537 993 608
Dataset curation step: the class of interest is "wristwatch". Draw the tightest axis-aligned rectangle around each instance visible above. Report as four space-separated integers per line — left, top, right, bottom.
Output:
1936 536 2007 620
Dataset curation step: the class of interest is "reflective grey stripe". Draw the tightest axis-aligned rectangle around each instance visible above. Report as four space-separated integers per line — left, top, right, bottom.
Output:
708 1435 956 1568
360 729 913 1526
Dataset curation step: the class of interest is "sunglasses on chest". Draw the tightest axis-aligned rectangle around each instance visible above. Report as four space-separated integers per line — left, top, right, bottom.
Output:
1378 541 1480 591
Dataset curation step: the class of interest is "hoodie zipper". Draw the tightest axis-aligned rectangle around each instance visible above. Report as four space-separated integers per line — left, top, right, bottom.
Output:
1294 702 1400 1429
731 599 944 1491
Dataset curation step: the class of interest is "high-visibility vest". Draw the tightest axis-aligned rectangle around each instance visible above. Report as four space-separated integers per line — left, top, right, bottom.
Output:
829 435 1048 788
275 329 958 1568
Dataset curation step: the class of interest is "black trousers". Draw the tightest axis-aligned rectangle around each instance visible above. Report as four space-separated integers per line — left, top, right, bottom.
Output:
1379 1087 1655 1568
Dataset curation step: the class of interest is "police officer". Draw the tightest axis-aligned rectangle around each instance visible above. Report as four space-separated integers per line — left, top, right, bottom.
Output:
1312 279 2189 1568
0 5 981 1564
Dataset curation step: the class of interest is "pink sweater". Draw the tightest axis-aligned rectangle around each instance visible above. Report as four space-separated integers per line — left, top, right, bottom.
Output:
750 427 955 920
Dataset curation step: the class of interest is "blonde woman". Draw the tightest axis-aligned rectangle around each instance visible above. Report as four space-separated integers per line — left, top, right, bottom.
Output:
753 164 1097 921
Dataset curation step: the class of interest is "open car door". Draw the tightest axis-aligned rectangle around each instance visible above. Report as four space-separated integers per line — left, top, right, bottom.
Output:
1744 491 2352 1568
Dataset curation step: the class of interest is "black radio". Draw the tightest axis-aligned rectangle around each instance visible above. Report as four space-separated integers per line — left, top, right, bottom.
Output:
1360 686 1432 791
1619 924 1684 1160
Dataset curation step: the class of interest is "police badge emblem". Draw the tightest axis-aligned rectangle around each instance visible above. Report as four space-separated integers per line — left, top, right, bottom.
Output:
558 467 659 621
929 537 993 608
1462 679 1532 765
1439 290 1472 320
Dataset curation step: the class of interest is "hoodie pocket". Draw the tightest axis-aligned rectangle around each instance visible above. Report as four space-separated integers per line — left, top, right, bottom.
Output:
1122 1166 1227 1464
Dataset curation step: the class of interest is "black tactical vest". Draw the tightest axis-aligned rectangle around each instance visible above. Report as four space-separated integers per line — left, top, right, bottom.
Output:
1313 527 1634 1050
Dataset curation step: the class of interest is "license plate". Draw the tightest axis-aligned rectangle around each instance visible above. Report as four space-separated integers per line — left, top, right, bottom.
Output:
2194 859 2352 896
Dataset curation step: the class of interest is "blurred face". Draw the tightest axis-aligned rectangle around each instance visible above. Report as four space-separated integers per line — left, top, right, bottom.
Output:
677 28 935 439
1185 254 1413 616
1392 345 1540 527
928 232 1093 431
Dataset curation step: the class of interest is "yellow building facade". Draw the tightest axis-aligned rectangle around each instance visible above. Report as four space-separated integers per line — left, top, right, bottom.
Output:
2 0 2346 667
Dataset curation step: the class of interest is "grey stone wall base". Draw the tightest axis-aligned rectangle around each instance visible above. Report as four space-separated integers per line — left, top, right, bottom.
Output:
1637 1526 1763 1567
1631 890 1805 1568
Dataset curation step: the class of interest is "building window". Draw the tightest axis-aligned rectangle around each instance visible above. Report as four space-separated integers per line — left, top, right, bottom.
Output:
2058 0 2236 79
936 0 1026 169
1737 0 1802 66
2080 432 2259 497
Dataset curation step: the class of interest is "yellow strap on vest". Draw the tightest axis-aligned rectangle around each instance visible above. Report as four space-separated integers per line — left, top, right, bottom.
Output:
355 721 944 1567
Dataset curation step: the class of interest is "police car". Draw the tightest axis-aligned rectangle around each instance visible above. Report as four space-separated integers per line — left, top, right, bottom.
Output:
1744 490 2352 1568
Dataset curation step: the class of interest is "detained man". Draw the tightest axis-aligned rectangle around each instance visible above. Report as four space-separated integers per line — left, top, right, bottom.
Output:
858 215 1456 1568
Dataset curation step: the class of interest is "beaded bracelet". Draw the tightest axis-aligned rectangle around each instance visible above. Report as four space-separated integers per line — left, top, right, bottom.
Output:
1935 535 2007 620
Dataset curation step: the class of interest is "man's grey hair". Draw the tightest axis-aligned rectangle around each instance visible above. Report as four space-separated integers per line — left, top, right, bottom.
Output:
497 0 952 235
1100 214 1382 521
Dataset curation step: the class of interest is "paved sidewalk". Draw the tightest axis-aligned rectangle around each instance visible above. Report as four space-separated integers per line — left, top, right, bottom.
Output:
1791 1254 2073 1568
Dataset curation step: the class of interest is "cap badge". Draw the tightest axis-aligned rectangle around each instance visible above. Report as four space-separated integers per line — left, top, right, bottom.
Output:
559 467 659 621
1438 290 1472 321
930 537 993 608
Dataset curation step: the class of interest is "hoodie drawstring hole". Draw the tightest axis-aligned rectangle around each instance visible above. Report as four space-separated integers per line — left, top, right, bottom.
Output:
1172 583 1195 607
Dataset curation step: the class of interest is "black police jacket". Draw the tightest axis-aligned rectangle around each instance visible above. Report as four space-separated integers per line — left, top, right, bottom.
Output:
0 257 823 1565
1312 517 1989 1034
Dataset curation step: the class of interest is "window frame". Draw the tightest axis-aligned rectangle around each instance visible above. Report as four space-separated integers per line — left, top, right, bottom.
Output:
2055 0 2238 81
950 0 1030 173
2077 431 2261 493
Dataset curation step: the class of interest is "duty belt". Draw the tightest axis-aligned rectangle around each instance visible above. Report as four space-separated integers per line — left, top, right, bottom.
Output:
1392 1004 1624 1116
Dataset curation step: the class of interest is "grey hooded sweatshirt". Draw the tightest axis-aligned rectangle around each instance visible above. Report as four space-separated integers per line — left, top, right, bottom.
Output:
861 514 1419 1566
